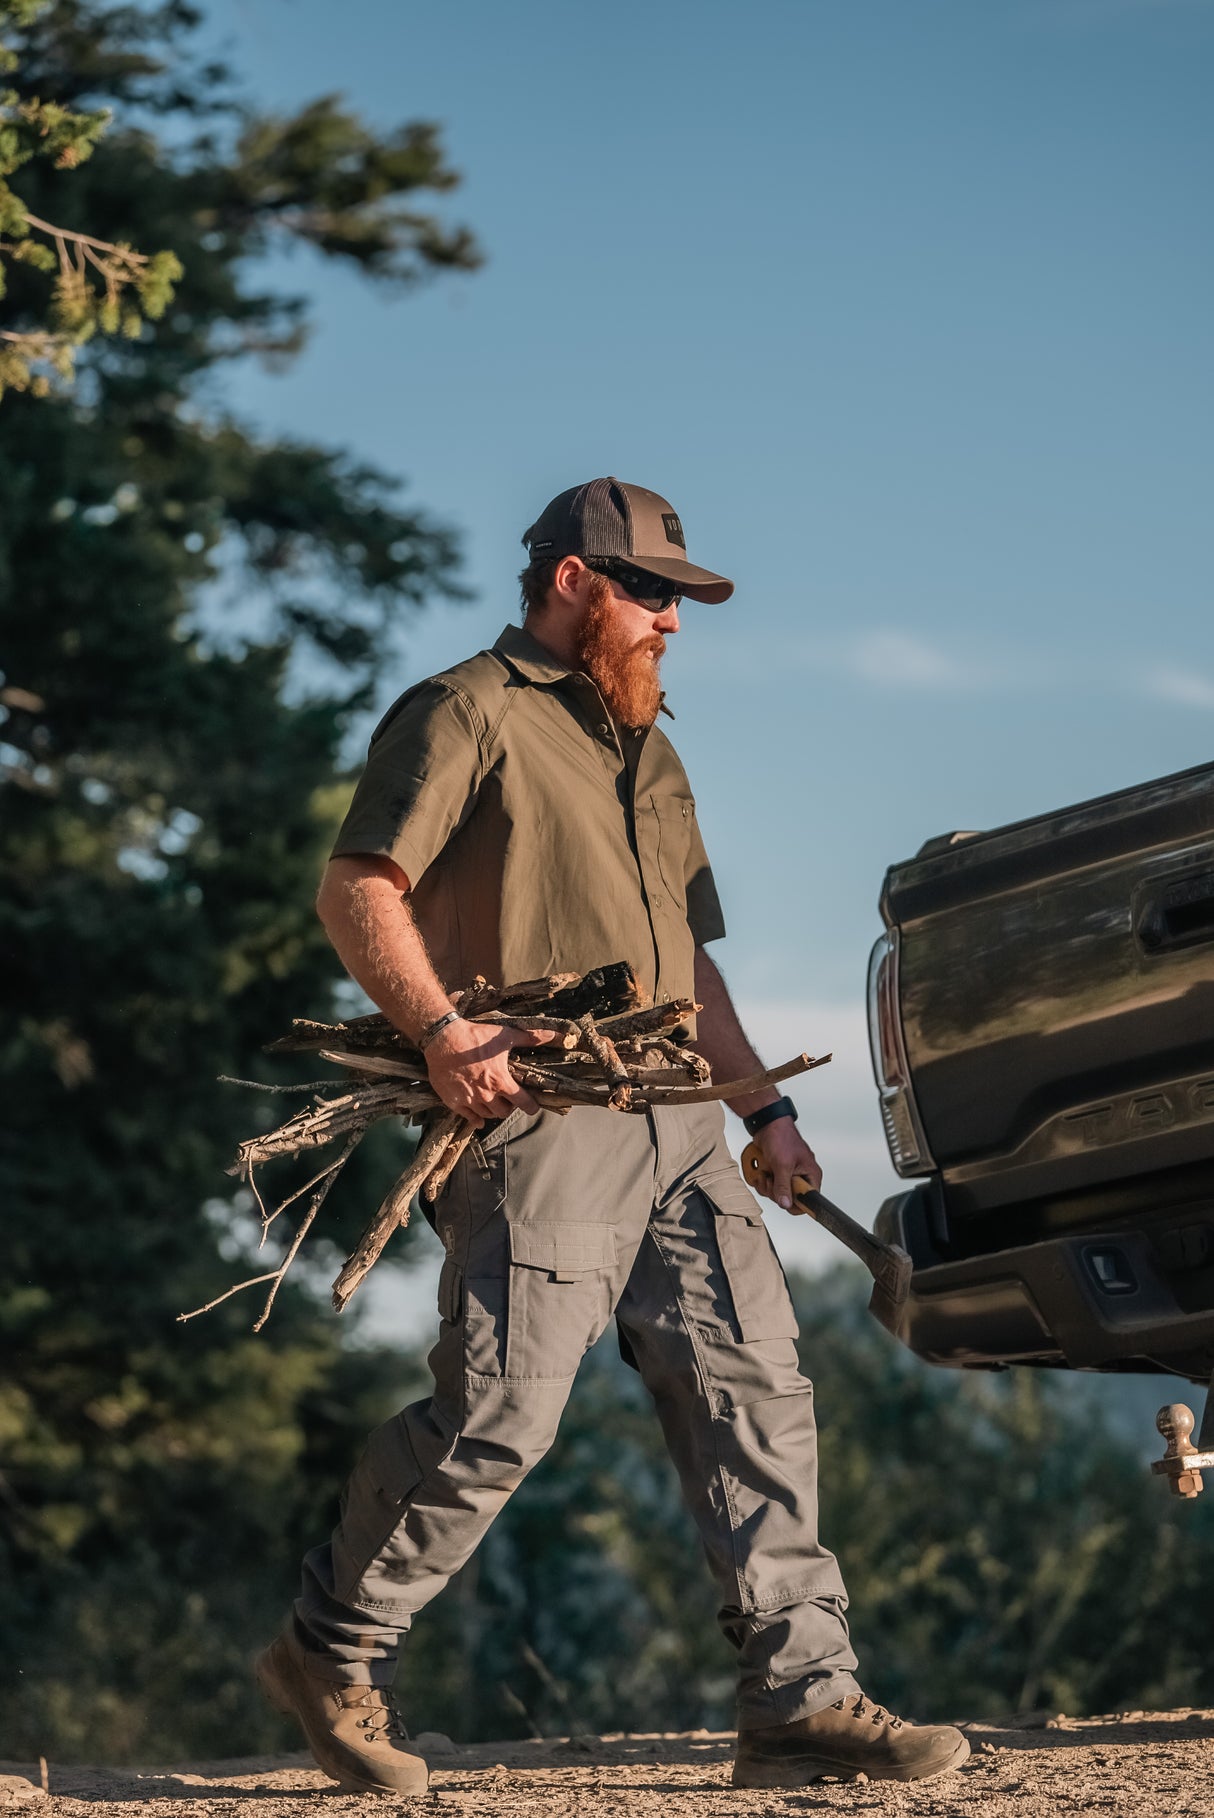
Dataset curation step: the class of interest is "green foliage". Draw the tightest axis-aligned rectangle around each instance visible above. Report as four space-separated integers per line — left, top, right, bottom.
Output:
230 99 480 282
0 0 479 1764
391 1268 1214 1742
7 4 1208 1769
0 1 184 397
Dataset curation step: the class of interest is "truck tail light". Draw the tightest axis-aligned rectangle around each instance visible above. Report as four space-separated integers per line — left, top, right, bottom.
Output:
867 930 934 1177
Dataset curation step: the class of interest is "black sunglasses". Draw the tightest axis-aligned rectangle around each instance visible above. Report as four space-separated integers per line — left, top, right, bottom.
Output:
585 558 682 612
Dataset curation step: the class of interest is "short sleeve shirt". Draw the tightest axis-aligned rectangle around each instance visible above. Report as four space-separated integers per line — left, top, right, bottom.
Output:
331 624 726 1011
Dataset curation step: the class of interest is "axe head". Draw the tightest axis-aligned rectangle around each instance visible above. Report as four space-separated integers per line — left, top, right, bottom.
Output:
867 1251 914 1338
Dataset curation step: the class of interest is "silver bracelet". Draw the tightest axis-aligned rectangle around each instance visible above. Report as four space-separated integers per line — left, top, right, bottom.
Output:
418 1009 462 1052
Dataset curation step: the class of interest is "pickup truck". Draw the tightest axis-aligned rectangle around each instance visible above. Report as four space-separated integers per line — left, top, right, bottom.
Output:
868 757 1214 1408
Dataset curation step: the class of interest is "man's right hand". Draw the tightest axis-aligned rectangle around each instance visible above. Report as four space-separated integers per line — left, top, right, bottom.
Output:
423 1017 556 1127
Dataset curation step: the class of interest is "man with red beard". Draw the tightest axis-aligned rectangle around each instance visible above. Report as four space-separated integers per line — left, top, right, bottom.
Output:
257 480 968 1794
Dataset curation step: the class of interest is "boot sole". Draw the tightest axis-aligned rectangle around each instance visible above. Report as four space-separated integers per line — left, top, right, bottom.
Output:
732 1732 970 1787
254 1642 429 1798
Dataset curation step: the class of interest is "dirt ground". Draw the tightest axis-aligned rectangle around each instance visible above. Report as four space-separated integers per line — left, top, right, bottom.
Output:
4 1709 1213 1818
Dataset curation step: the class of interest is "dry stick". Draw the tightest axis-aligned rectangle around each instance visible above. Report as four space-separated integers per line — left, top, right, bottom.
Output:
577 1013 633 1109
644 1035 712 1082
231 1083 433 1178
178 1263 279 1325
246 1161 270 1236
510 1060 608 1102
421 1122 479 1205
452 975 490 1013
510 1051 826 1108
232 1097 363 1168
253 1147 356 1244
331 1111 466 1313
267 1017 424 1061
251 1141 357 1332
597 1001 698 1040
643 1052 829 1106
219 1074 339 1095
472 1012 582 1045
318 1047 441 1085
566 1042 706 1079
178 1139 357 1328
508 1051 828 1110
456 972 580 1016
592 1064 718 1088
232 1080 420 1167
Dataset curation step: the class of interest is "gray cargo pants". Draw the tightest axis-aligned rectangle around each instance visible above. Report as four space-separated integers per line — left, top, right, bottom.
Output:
296 1101 860 1729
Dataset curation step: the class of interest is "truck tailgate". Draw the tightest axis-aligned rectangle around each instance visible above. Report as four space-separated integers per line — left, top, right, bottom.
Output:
883 760 1214 1222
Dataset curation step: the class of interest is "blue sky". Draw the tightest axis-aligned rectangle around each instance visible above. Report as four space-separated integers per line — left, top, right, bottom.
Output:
198 0 1212 1314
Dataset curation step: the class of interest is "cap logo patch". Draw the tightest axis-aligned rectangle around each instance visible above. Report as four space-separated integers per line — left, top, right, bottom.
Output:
662 512 686 549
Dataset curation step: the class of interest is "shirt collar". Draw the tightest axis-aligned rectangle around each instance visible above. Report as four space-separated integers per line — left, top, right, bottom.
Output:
491 621 676 719
491 623 574 686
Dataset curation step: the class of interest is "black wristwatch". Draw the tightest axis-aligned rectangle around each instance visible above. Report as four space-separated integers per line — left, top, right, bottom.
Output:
742 1095 799 1137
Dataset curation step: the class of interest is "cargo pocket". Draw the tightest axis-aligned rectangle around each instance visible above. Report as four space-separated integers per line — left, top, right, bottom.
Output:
503 1220 618 1381
699 1175 799 1343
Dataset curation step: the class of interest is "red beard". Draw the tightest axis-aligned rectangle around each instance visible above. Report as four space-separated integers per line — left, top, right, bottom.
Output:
573 572 664 729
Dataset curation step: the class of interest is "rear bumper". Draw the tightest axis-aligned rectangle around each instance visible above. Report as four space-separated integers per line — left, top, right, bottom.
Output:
876 1187 1214 1380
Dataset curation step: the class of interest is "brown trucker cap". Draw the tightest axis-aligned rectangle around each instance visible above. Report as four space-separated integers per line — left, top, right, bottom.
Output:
522 477 734 604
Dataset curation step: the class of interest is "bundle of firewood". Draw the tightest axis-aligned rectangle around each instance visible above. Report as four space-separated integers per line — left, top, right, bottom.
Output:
181 962 827 1331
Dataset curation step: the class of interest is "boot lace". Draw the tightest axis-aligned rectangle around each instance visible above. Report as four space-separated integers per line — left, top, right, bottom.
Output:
838 1694 903 1729
349 1687 410 1744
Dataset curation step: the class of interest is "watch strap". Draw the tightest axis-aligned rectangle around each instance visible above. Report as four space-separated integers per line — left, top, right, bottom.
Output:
742 1095 799 1137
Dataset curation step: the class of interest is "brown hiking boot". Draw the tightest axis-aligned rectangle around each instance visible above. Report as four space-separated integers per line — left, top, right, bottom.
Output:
732 1692 970 1786
255 1629 429 1796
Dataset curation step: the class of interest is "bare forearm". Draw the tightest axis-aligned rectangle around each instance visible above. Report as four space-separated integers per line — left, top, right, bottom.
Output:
315 856 556 1124
693 946 825 1201
691 946 780 1121
317 865 451 1043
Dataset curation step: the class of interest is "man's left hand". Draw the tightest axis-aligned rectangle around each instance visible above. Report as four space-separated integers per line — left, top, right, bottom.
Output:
749 1115 823 1212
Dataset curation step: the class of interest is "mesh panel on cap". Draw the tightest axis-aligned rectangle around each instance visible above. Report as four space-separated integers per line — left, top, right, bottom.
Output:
523 478 629 558
579 478 630 558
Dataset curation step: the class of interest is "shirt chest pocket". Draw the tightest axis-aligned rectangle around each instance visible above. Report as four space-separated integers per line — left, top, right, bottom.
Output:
652 792 694 909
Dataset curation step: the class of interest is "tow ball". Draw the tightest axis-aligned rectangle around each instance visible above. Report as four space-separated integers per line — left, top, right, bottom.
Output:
1153 1390 1214 1499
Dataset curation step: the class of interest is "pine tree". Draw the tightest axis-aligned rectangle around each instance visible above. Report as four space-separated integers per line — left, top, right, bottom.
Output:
0 0 182 397
0 0 479 1761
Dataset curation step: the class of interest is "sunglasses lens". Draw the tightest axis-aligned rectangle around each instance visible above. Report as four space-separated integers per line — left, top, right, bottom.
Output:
593 561 679 610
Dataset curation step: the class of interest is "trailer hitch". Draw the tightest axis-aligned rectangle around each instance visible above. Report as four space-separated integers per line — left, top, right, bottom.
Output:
1153 1386 1214 1498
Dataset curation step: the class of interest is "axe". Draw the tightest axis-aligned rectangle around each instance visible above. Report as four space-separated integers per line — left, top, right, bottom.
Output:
741 1142 913 1337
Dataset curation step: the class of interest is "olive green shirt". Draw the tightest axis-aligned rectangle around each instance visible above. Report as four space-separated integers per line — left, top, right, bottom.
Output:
332 624 726 1008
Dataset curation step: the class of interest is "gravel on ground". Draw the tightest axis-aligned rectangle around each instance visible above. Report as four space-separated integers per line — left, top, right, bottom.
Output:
4 1708 1212 1817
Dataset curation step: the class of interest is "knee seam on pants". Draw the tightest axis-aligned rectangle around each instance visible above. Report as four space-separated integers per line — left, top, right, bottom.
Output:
464 1370 578 1388
647 1225 750 1613
334 1424 460 1604
338 1369 575 1605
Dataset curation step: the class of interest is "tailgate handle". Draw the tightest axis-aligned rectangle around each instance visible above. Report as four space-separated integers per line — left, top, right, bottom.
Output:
1138 870 1214 953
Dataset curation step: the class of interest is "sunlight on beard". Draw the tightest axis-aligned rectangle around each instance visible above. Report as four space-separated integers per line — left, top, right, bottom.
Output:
573 572 664 728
